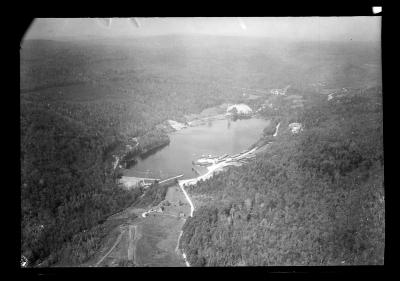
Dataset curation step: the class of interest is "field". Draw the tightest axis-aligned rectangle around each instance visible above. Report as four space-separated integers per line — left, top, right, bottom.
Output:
81 184 190 267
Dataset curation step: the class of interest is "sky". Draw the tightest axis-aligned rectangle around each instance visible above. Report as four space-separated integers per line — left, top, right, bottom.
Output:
23 17 381 42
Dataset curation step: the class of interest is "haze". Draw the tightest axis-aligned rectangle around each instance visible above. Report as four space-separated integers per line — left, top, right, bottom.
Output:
23 17 381 42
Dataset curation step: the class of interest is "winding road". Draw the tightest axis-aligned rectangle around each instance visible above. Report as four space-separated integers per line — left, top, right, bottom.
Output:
273 122 281 137
178 182 195 218
175 175 199 266
106 145 264 267
173 145 267 266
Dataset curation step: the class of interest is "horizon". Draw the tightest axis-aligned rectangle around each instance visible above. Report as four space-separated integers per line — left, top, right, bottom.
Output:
22 17 381 43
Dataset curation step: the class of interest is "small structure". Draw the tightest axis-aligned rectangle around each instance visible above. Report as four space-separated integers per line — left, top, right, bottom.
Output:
167 120 187 131
161 200 171 206
270 89 283 95
289 123 303 134
270 85 290 96
195 157 217 166
21 255 28 267
328 91 346 101
119 176 159 189
226 104 253 117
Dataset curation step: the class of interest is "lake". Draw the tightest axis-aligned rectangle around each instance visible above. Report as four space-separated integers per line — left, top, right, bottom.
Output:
123 117 270 180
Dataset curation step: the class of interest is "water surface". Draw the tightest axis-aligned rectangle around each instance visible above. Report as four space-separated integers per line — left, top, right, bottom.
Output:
124 117 269 179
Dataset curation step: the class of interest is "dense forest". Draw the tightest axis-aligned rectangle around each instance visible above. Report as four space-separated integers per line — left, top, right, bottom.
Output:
20 35 382 266
180 86 384 266
19 36 250 266
20 101 144 265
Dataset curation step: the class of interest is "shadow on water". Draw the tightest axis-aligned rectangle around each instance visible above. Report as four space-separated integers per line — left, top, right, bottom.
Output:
139 143 170 160
124 117 270 179
125 143 170 169
125 158 138 170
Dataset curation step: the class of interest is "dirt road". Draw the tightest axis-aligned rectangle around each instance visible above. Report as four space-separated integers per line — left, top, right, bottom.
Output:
273 122 281 137
127 225 134 261
132 224 142 266
92 176 196 267
95 228 125 267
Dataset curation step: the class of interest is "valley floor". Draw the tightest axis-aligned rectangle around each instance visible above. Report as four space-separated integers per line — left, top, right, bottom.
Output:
86 184 190 267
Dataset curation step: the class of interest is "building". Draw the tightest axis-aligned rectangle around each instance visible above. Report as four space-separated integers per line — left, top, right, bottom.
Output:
270 85 291 96
226 104 253 117
289 123 303 134
21 255 28 267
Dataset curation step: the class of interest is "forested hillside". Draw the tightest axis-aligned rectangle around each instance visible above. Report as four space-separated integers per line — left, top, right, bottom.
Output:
20 36 249 266
20 102 143 266
20 35 382 266
180 87 384 266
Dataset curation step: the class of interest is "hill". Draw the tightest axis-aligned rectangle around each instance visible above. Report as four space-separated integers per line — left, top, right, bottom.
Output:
180 87 384 266
20 35 382 266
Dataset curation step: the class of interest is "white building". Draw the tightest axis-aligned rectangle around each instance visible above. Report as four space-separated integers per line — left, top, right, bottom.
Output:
167 120 187 131
270 89 284 95
289 123 303 134
270 85 291 96
226 104 253 116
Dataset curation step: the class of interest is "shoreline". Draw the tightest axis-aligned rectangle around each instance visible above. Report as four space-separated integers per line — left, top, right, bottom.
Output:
116 97 268 176
103 115 275 267
174 116 282 266
119 112 274 190
115 103 276 266
173 141 270 267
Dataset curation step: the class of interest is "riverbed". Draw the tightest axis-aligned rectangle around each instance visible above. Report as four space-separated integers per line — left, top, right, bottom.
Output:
123 117 270 179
